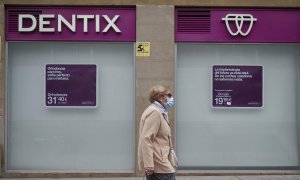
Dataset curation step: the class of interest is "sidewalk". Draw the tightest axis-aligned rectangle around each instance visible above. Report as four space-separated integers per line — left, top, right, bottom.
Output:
1 176 300 180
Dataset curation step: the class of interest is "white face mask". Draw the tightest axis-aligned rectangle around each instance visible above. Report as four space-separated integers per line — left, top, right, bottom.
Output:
163 97 174 110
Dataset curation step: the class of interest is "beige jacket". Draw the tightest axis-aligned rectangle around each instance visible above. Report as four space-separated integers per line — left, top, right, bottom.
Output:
138 104 175 173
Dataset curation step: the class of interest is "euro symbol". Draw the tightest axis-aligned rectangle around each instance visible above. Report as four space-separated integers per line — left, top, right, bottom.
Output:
222 14 257 36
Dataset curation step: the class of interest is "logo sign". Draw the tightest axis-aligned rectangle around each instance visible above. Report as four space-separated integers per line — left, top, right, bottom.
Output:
46 64 97 107
222 14 257 36
136 42 150 57
6 7 136 41
18 14 121 33
212 65 263 108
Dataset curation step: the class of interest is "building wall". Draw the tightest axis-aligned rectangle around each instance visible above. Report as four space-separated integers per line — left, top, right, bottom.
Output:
0 3 5 175
135 4 175 174
1 0 300 178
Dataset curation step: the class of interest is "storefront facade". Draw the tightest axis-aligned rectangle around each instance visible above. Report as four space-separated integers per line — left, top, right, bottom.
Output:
0 0 300 178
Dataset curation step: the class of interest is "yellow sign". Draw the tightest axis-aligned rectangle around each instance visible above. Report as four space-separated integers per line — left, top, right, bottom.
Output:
136 42 150 57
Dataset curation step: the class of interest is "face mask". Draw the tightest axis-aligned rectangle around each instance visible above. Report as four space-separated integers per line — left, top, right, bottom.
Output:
164 97 174 110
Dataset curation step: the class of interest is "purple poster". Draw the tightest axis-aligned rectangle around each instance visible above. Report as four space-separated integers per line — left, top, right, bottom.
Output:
212 65 263 108
46 64 97 107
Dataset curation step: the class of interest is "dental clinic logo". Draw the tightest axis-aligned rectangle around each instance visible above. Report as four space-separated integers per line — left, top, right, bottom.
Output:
222 14 257 36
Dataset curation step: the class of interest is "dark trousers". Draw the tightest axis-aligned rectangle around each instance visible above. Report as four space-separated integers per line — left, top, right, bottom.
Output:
146 173 176 180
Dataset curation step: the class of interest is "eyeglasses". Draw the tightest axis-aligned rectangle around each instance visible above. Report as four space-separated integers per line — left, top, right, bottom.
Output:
165 93 172 98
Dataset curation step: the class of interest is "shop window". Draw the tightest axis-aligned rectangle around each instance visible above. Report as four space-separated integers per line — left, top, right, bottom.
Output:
176 43 300 169
6 42 134 171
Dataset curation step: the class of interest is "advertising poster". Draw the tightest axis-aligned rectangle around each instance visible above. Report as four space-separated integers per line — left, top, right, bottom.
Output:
212 65 263 108
46 64 97 107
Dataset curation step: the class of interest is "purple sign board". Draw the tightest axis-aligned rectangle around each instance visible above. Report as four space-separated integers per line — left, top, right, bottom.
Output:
212 65 263 108
6 6 136 41
46 64 97 107
176 8 300 42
